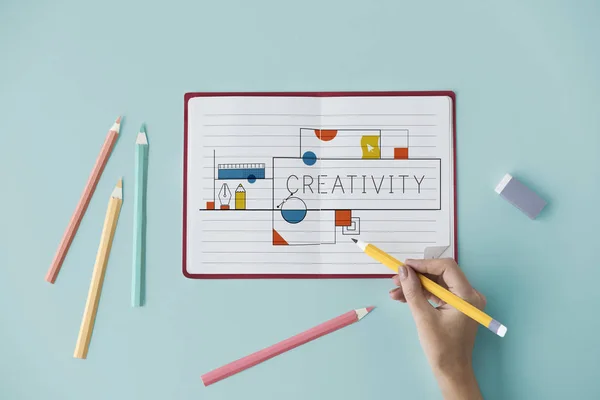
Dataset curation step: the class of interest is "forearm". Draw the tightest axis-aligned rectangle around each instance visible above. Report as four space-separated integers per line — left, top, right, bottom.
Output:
435 366 483 400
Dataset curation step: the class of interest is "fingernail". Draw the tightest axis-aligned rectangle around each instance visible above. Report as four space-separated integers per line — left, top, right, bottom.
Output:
398 266 408 280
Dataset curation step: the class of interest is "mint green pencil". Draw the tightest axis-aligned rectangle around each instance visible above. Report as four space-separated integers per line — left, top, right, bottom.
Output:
132 125 148 307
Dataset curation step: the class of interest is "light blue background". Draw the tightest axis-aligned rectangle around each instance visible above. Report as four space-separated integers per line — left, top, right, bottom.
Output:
1 1 599 399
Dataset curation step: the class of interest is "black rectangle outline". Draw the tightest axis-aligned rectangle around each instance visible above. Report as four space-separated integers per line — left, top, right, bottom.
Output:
271 157 442 211
299 128 384 156
380 129 409 159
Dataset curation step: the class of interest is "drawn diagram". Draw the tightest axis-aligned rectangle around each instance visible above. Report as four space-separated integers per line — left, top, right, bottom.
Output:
218 183 232 210
342 217 361 236
218 163 265 181
235 184 246 210
279 197 307 224
201 128 441 247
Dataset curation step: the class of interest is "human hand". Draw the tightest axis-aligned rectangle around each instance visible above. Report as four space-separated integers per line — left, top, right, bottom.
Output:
390 258 486 400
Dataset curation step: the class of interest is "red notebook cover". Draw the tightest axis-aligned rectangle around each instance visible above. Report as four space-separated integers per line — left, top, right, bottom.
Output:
183 91 457 279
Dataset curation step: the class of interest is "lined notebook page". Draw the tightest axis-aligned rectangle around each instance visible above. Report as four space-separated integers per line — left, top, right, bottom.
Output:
186 95 454 276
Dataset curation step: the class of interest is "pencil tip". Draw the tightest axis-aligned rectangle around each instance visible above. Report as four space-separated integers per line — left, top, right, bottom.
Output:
366 306 375 313
117 178 123 188
351 238 357 243
111 117 122 134
136 129 148 144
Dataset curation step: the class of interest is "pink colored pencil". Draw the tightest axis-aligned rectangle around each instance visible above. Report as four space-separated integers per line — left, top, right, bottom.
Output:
201 306 374 386
46 117 121 284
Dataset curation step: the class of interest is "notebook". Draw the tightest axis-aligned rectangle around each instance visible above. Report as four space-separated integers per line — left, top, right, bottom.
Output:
183 91 456 278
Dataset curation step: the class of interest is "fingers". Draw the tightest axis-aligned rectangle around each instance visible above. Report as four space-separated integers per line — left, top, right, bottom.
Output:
473 288 487 309
405 258 476 300
390 285 444 307
397 265 434 319
426 292 444 307
389 287 405 302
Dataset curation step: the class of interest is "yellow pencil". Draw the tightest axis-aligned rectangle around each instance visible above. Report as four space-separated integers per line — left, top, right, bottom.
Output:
235 184 246 210
74 179 123 359
352 238 507 337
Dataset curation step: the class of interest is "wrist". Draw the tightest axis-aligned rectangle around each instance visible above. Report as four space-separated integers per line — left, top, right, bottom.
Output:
434 364 482 400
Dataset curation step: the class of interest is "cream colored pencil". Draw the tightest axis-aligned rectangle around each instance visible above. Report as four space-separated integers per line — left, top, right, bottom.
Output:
74 179 123 359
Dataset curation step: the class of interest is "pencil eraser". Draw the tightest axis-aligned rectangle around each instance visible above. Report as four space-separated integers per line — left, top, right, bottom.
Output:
495 174 546 219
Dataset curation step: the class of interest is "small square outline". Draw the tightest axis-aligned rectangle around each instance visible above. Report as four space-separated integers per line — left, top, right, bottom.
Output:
342 217 361 235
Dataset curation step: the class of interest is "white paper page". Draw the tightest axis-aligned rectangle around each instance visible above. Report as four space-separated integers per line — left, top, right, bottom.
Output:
185 95 454 276
316 96 454 274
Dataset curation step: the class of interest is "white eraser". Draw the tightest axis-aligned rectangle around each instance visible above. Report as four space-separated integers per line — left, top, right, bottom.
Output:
495 174 546 219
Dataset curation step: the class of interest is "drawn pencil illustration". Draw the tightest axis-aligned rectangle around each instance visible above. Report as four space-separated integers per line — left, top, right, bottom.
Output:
235 184 246 210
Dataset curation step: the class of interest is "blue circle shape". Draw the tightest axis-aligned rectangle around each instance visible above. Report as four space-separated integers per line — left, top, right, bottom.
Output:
247 174 256 183
302 151 317 166
281 209 307 224
280 197 307 224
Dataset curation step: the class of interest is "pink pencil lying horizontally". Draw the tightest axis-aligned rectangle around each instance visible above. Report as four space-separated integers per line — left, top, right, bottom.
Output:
46 117 121 283
201 306 374 386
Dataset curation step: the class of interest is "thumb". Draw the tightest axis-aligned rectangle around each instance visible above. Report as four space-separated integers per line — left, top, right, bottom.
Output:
398 265 433 319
